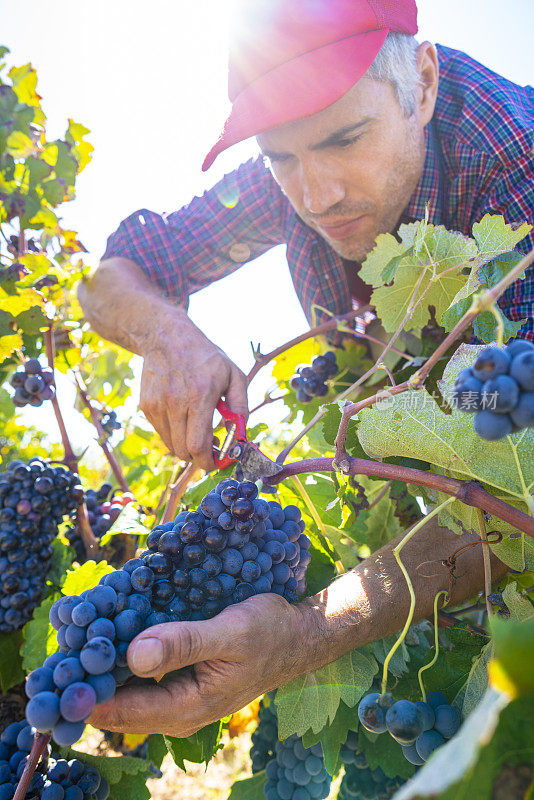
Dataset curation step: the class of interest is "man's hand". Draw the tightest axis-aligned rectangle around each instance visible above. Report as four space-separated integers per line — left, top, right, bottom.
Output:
77 257 248 470
140 323 248 470
88 594 309 737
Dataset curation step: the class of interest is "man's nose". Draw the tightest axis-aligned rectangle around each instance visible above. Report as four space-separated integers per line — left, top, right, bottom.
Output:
300 161 345 215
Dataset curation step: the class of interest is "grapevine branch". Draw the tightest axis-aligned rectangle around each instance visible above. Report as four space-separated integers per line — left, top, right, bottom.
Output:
334 246 534 466
72 369 130 492
44 328 77 472
43 328 99 555
13 733 51 800
162 463 202 523
246 305 410 384
476 508 493 618
270 457 534 538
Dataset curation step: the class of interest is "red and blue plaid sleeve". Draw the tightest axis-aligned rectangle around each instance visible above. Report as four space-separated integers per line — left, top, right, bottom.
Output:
101 157 289 304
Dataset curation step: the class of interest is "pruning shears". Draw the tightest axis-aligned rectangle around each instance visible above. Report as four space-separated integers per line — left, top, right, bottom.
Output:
213 399 283 483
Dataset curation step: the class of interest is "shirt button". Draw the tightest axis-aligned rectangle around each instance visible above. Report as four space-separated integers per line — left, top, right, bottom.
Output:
229 243 251 262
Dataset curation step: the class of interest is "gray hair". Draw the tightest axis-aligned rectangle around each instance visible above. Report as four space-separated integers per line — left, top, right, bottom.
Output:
365 32 422 116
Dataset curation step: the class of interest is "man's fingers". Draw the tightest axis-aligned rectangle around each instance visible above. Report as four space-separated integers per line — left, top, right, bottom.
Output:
127 618 233 678
185 404 217 470
88 674 204 736
225 367 249 419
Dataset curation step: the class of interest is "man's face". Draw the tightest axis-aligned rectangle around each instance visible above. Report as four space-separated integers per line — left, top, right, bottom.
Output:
257 76 427 262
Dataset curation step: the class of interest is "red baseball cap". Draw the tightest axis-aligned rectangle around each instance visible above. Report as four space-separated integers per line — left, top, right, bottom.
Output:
202 0 418 171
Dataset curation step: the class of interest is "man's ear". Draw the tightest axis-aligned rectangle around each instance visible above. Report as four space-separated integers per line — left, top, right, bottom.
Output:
416 42 439 126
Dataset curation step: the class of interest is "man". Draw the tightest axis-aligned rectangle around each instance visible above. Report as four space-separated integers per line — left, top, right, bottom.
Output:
82 0 531 736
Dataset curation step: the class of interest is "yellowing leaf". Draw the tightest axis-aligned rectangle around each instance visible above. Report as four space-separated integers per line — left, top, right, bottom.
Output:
0 332 22 363
6 130 36 158
8 62 40 106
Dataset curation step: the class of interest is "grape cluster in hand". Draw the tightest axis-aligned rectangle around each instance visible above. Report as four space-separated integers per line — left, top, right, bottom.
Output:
0 459 83 633
10 359 55 408
0 720 108 800
66 484 133 562
358 691 461 766
99 411 121 436
290 352 338 403
453 339 534 440
25 479 311 746
339 729 404 799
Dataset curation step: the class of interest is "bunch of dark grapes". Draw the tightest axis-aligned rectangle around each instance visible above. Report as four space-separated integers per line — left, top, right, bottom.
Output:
0 459 84 633
99 411 121 436
0 720 109 800
290 352 338 404
452 339 534 440
339 729 403 799
10 360 55 409
24 479 312 746
250 694 278 774
65 484 133 562
264 735 331 800
357 690 461 766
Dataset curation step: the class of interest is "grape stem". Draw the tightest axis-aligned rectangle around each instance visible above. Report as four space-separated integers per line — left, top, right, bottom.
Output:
381 498 456 695
418 589 449 701
270 457 534 538
72 368 130 492
13 732 51 800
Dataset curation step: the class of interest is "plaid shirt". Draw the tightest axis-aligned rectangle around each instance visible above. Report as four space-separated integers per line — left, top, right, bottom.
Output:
103 45 534 340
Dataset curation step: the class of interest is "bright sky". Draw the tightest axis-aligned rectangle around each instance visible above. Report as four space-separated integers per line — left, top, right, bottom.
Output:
1 0 532 448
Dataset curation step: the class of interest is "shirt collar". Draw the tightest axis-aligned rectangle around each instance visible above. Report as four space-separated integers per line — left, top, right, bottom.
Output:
404 121 445 225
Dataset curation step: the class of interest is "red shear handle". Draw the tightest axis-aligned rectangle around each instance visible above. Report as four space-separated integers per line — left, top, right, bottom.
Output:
213 399 247 469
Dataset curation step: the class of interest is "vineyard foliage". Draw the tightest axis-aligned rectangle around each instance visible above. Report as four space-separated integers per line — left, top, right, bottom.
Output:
0 47 533 800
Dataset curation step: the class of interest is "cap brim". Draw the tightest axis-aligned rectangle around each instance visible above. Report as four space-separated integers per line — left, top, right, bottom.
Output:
202 27 389 171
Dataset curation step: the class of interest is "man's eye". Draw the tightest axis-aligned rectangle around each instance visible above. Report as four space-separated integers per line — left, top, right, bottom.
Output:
336 136 360 148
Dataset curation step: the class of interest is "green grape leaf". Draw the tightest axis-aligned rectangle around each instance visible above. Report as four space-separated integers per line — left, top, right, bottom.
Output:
371 634 410 678
46 538 75 590
359 231 409 287
61 559 114 596
21 593 60 672
164 719 223 770
456 641 493 717
275 648 378 738
228 771 267 800
363 483 403 553
182 465 235 508
392 688 516 800
101 502 150 544
146 734 168 769
302 700 357 776
303 542 336 596
0 631 25 692
320 402 368 459
501 582 534 622
59 747 150 788
361 224 478 334
472 214 532 261
323 523 362 569
358 728 415 780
